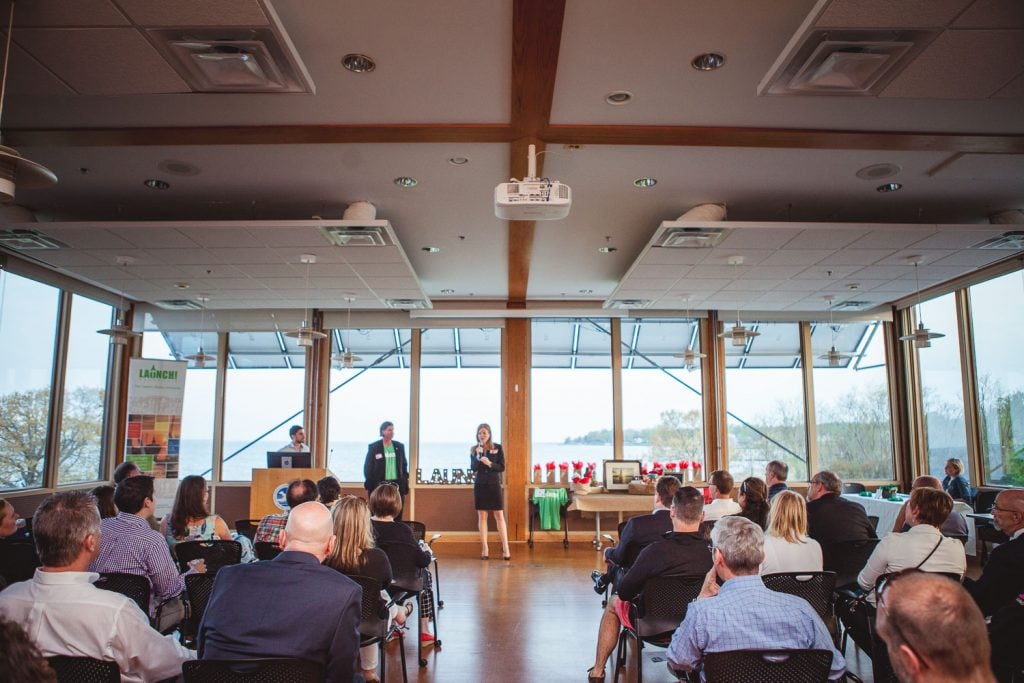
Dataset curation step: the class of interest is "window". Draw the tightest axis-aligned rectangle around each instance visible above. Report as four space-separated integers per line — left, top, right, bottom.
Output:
970 270 1024 487
0 271 60 490
58 295 113 484
326 329 411 482
222 332 307 481
141 330 218 479
916 295 969 482
419 328 501 484
621 319 705 474
531 319 613 469
725 322 808 481
812 320 894 480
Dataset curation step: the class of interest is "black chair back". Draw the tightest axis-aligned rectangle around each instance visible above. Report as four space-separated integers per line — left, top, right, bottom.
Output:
974 489 1000 514
379 542 424 597
0 540 40 586
253 542 282 561
46 656 120 683
703 649 833 683
822 539 879 589
699 519 716 541
403 520 427 542
632 574 704 640
348 574 389 642
761 571 837 623
842 482 866 494
174 540 242 574
95 572 150 614
182 573 218 646
867 515 880 532
234 519 261 542
182 658 323 682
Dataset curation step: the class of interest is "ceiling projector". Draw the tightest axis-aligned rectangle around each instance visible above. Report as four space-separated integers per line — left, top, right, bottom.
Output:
495 144 571 220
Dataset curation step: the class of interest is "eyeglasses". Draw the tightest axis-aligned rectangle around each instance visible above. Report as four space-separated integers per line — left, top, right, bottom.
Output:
991 504 1019 515
877 570 928 670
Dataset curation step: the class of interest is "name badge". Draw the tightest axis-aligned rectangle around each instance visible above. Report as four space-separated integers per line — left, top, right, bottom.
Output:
375 453 383 460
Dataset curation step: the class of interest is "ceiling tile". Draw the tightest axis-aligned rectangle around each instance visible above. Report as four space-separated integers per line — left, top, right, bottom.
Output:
759 249 835 266
640 248 715 266
114 0 269 27
817 249 893 266
952 0 1024 29
849 229 938 249
815 0 972 28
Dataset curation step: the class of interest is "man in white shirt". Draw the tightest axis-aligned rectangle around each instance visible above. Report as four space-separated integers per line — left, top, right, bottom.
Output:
0 490 194 682
703 470 741 521
279 424 308 452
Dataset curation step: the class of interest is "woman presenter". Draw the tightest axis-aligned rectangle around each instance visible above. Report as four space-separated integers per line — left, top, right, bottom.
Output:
471 423 511 561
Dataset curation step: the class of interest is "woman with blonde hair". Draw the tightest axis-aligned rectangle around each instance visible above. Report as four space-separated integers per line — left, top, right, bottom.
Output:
325 496 410 683
760 489 823 575
942 458 973 504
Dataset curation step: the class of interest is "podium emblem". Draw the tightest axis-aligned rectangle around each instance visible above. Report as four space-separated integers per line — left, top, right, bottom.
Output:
273 483 290 511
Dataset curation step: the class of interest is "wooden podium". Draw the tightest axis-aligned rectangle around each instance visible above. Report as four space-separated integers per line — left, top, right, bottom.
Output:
250 468 332 519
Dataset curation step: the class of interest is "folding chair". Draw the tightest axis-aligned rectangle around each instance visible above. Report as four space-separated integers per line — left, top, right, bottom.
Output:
174 540 242 574
181 573 218 648
380 541 440 668
349 574 408 683
403 520 444 608
95 572 150 615
761 571 838 646
702 649 833 683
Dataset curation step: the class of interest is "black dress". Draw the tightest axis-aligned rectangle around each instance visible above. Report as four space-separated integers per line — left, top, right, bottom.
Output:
471 443 505 511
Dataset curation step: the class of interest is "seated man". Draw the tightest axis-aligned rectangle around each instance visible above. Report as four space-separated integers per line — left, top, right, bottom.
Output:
199 502 361 682
253 478 318 545
765 460 789 501
588 486 712 682
964 489 1024 616
591 475 679 595
667 515 845 680
0 491 194 682
876 571 995 683
703 470 741 521
891 475 969 538
806 470 877 545
317 476 343 509
90 475 203 631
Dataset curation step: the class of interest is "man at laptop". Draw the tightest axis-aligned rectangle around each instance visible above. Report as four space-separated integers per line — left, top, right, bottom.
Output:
279 425 308 452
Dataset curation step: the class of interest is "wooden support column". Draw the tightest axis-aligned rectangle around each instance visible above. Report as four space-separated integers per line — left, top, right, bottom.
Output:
502 319 531 542
702 312 726 471
956 289 984 487
883 319 911 488
800 322 819 478
211 332 228 484
408 328 422 520
611 318 623 459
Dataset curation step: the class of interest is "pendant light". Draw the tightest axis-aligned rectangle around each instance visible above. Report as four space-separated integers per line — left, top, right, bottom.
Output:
817 295 853 367
184 295 215 368
332 296 363 369
97 256 142 344
0 1 58 203
672 300 705 371
717 256 759 347
284 254 328 347
898 257 945 348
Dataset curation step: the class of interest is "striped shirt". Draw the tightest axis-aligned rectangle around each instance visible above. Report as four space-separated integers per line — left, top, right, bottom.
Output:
667 574 846 680
89 512 185 613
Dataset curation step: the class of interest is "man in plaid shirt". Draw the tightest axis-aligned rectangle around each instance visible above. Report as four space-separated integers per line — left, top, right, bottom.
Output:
254 479 318 545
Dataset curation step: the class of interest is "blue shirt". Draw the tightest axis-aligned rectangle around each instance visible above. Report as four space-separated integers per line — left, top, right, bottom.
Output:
667 574 845 680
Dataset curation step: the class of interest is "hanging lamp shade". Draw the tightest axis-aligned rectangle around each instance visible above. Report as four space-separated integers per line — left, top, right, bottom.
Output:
673 347 706 370
899 322 945 348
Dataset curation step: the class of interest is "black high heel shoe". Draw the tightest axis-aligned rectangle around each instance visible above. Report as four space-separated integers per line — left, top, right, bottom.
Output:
502 552 512 561
480 555 488 560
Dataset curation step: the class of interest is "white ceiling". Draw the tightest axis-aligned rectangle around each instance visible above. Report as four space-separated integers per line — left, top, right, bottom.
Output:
1 0 1022 317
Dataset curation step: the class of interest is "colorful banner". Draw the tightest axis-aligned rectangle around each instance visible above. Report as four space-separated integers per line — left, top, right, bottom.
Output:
125 359 187 481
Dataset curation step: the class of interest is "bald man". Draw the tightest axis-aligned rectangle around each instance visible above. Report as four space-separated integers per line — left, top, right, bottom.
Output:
876 571 995 683
964 489 1024 616
891 476 968 538
198 502 362 682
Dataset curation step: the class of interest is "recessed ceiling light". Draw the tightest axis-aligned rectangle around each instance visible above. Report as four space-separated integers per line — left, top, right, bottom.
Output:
447 156 470 166
605 90 633 105
394 176 418 188
598 246 618 254
876 182 902 193
633 177 657 188
691 53 726 71
341 53 375 73
421 246 440 253
856 162 901 180
173 282 190 290
143 179 170 190
440 288 455 294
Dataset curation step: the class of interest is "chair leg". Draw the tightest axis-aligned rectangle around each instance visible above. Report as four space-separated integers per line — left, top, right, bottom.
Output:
379 640 386 682
635 638 643 683
417 591 426 668
613 630 626 683
398 629 408 683
434 559 443 608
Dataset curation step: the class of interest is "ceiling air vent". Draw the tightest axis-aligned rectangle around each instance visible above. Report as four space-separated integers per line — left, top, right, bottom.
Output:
0 229 66 250
654 224 728 249
320 221 393 247
385 298 430 309
153 299 206 311
606 299 652 309
834 300 873 310
972 231 1024 250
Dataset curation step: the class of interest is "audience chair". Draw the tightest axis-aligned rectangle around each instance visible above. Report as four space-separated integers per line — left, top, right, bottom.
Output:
613 574 704 683
233 519 260 543
973 489 1004 564
701 649 833 683
403 520 444 608
349 574 408 683
173 540 243 574
46 656 120 683
181 573 218 648
253 541 282 561
821 539 879 589
598 521 630 608
182 658 323 682
762 571 838 646
95 572 151 615
0 540 40 586
528 487 571 548
380 541 441 668
842 482 866 495
866 515 880 532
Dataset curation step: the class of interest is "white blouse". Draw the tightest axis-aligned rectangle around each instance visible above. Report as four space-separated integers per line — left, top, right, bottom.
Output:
760 533 824 575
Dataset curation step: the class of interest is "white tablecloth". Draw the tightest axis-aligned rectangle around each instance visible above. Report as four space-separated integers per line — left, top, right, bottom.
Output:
841 494 976 556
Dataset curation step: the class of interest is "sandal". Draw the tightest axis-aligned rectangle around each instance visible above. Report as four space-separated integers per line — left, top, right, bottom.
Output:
587 666 605 682
362 669 380 683
420 632 436 645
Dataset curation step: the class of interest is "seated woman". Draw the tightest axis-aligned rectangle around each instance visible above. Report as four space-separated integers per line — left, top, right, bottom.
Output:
368 483 437 645
0 498 23 540
325 496 411 683
942 458 973 504
90 484 118 518
761 490 822 575
160 475 255 563
732 477 769 530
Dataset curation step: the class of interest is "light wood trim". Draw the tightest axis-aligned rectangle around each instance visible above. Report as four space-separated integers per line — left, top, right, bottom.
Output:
305 310 329 469
211 332 229 484
956 289 984 487
899 307 929 481
110 306 139 475
507 136 543 304
408 328 422 520
799 322 819 477
502 320 530 541
43 291 72 488
511 0 565 137
703 312 726 472
883 320 911 490
610 318 623 459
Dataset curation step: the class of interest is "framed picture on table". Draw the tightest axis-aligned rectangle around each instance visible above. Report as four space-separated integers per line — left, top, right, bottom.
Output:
603 460 641 491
